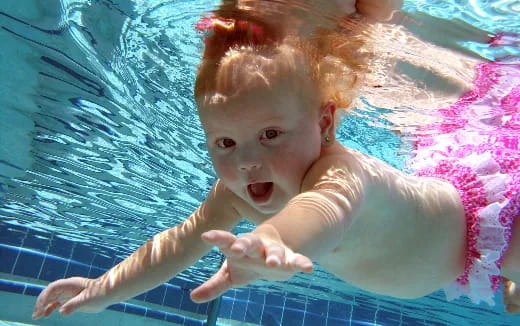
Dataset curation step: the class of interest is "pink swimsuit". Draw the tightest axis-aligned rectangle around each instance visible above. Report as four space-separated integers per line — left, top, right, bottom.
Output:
409 55 520 305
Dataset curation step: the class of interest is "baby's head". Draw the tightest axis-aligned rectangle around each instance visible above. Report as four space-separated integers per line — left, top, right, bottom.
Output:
195 16 366 120
194 14 368 213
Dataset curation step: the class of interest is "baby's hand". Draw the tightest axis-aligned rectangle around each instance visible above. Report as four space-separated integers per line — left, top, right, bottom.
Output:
32 277 110 319
190 230 313 303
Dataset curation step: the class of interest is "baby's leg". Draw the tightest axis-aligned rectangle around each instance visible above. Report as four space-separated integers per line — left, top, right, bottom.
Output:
502 277 520 314
501 216 520 314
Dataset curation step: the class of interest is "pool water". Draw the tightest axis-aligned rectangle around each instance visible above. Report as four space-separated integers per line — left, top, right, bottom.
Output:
1 0 519 325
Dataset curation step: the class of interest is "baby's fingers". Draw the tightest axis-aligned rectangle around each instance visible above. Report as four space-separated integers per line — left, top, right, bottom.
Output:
231 233 263 258
265 243 286 268
33 284 64 319
59 291 88 316
289 254 314 273
41 302 61 319
201 230 237 255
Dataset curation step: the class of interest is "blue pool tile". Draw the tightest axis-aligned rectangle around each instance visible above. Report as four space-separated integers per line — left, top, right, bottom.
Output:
163 285 183 309
165 313 185 324
245 302 263 324
196 301 209 315
87 266 105 278
180 290 199 313
401 314 425 326
219 296 233 319
327 317 350 326
124 304 146 316
24 284 43 297
134 293 147 301
0 280 24 294
64 261 90 278
249 290 265 304
92 253 114 270
285 296 305 311
13 250 44 279
306 298 327 316
23 230 50 252
328 301 350 320
40 256 68 281
0 225 26 246
169 276 187 288
184 318 203 326
230 299 247 322
0 246 19 273
352 306 375 323
376 309 402 325
265 292 284 307
235 288 249 300
223 288 237 299
261 305 283 326
183 279 200 290
303 311 326 326
145 285 166 305
48 236 74 258
282 307 304 326
145 308 165 320
71 243 95 264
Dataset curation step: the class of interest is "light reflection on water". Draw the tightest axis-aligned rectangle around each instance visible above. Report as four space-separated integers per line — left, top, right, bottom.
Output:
0 0 519 325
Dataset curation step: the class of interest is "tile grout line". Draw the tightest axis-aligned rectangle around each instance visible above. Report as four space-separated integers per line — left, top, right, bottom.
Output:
259 292 266 325
324 299 330 326
36 232 53 280
242 289 251 323
349 296 355 326
10 228 28 274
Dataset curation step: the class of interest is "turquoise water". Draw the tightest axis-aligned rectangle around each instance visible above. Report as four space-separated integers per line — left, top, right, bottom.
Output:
1 0 519 325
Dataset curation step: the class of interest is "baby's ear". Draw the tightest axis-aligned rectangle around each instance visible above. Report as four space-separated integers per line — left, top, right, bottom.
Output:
319 101 336 133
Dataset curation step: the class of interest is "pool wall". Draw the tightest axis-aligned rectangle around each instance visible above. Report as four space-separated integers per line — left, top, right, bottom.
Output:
0 220 427 326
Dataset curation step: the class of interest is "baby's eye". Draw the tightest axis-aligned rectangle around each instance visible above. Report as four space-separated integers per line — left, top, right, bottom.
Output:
216 138 235 149
262 129 281 140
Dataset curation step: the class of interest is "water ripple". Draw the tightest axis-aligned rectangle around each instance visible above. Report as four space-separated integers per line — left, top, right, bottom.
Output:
1 0 519 324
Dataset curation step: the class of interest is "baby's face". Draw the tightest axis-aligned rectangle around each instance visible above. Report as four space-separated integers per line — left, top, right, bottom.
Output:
199 86 322 214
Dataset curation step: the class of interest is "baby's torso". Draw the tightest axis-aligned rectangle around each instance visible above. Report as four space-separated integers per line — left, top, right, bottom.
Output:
243 145 467 298
316 147 467 298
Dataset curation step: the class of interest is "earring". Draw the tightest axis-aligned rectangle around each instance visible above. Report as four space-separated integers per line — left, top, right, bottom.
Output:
323 135 331 144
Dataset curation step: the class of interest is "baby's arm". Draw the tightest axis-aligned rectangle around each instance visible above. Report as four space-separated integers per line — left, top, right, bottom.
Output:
32 181 241 319
256 155 364 258
191 155 365 302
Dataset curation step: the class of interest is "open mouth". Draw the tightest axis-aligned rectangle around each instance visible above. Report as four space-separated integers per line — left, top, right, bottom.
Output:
247 182 274 204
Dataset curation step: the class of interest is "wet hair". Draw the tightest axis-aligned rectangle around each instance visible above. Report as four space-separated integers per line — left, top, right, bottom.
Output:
194 4 372 114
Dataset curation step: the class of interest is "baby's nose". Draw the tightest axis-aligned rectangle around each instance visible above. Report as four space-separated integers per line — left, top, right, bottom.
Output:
238 160 261 171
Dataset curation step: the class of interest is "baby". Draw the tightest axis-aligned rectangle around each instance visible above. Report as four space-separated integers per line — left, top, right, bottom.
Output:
33 0 520 319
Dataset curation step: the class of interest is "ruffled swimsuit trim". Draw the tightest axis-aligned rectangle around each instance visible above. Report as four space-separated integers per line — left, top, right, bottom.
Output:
409 58 520 306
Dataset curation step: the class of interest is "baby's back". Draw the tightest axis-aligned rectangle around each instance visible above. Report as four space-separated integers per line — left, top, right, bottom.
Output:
317 146 466 298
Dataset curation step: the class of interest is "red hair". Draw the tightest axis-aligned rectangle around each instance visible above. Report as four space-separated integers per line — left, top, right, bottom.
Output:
194 7 373 110
196 15 279 60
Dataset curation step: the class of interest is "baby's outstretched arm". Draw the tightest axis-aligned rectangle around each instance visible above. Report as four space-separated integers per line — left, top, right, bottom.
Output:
32 181 241 319
191 154 365 302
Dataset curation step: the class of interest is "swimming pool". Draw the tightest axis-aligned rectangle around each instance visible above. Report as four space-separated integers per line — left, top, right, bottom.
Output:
1 0 519 325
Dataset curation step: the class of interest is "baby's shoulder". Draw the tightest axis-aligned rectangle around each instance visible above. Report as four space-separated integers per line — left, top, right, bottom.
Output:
301 144 371 191
302 143 419 200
